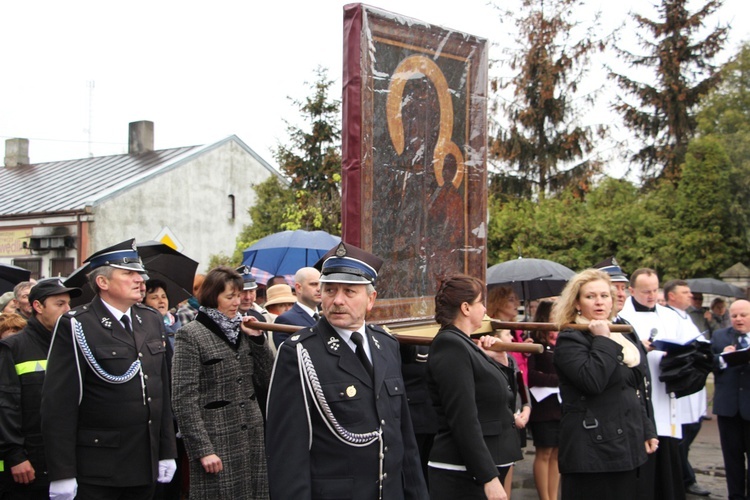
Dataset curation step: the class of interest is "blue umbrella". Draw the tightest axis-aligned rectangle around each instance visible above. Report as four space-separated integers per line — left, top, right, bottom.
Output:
242 230 341 277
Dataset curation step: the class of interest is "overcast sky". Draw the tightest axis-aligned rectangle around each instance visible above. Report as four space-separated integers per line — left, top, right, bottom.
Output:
1 0 746 177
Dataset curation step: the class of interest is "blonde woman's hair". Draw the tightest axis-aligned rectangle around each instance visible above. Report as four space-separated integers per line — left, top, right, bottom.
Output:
551 269 615 326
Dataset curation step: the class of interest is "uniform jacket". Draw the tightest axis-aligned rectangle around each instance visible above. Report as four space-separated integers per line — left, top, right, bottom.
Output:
265 317 427 500
0 316 53 482
41 297 177 487
273 303 316 348
527 344 561 422
400 345 438 435
427 326 522 484
171 311 274 499
712 326 750 419
553 327 656 474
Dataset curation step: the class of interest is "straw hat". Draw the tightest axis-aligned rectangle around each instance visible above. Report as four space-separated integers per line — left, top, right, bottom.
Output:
264 284 296 307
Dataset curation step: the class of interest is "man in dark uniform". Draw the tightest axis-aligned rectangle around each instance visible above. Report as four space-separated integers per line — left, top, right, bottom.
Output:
266 242 428 499
41 240 177 500
0 279 81 499
236 265 269 322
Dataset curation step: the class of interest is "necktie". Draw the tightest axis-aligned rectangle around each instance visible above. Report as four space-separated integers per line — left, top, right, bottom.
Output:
121 314 133 335
739 335 748 349
313 312 320 321
351 331 373 380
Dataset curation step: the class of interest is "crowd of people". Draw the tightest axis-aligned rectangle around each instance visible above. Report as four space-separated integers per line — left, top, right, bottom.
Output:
0 240 748 500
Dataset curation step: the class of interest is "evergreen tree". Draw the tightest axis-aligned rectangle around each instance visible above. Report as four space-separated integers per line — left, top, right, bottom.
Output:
611 0 728 183
274 66 342 233
489 0 605 199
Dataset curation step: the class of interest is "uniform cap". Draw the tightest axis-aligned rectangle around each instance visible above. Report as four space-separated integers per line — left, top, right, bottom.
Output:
235 265 258 290
85 239 147 274
315 242 383 285
594 257 628 283
29 278 82 304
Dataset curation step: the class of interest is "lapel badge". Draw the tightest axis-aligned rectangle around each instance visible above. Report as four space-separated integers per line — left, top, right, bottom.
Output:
346 385 357 397
372 337 381 350
328 337 340 351
101 317 112 328
68 310 77 316
291 334 300 342
135 314 143 324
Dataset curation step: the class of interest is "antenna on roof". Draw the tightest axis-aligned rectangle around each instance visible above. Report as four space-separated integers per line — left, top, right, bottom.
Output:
87 80 95 157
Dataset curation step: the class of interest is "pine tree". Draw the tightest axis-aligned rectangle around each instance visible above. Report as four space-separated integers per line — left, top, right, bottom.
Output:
274 66 342 233
489 0 605 200
610 0 728 183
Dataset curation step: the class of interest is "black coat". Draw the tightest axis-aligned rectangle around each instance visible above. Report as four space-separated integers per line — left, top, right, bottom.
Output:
265 317 427 500
0 316 53 483
427 326 522 484
553 328 656 474
41 297 177 487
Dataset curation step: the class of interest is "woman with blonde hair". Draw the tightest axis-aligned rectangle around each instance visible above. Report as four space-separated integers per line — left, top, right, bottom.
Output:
552 269 657 500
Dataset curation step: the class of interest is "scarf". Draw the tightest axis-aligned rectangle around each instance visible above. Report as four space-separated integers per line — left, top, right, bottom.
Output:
575 316 641 368
200 306 241 345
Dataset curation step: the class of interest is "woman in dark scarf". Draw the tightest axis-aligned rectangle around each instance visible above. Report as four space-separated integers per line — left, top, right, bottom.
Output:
171 266 274 499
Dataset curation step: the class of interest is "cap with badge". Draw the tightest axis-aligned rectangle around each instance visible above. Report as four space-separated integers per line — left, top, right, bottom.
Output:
594 257 628 283
235 265 258 291
29 278 82 304
86 238 148 275
315 242 383 285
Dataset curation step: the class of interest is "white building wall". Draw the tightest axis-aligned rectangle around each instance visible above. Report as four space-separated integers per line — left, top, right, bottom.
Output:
92 139 278 271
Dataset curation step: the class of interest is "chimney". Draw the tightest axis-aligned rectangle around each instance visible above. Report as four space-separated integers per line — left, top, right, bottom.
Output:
4 138 30 167
128 121 154 155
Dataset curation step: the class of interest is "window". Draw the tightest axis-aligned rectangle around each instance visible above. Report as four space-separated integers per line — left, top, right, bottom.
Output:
228 194 236 219
12 258 42 280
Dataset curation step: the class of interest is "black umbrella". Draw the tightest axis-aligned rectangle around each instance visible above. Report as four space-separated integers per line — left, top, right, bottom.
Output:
686 278 746 299
66 241 199 309
137 241 199 308
487 258 575 301
0 263 32 294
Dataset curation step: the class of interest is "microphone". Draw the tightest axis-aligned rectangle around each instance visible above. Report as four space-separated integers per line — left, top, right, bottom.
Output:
648 328 658 342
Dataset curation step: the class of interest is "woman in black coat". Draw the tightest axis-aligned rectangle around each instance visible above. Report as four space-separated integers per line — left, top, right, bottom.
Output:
427 275 521 500
552 269 658 500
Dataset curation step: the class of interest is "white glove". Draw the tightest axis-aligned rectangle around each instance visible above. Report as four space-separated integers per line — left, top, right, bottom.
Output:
49 477 77 500
157 459 177 483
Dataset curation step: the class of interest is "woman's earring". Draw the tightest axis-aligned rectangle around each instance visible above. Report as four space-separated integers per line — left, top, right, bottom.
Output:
576 309 581 315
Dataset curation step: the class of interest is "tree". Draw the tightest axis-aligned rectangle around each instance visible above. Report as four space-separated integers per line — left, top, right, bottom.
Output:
611 0 728 183
671 136 748 277
219 68 343 267
489 0 605 200
695 43 750 257
274 66 342 234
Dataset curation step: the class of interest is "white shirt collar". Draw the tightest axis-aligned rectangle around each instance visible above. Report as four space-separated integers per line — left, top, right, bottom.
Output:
331 323 371 362
100 298 132 328
296 301 317 317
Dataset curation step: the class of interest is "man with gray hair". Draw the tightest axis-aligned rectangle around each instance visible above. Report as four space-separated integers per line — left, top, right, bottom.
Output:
12 281 36 320
41 239 177 500
266 242 427 499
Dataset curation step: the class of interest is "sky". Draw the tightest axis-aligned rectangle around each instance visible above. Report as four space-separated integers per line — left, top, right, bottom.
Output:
1 0 747 177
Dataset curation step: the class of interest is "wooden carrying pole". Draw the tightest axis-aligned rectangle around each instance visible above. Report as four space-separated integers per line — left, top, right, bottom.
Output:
249 320 544 353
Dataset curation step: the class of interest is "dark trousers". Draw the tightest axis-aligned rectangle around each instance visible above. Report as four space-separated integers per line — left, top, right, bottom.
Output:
429 466 510 500
718 414 750 500
679 420 702 486
76 482 156 500
653 436 686 500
